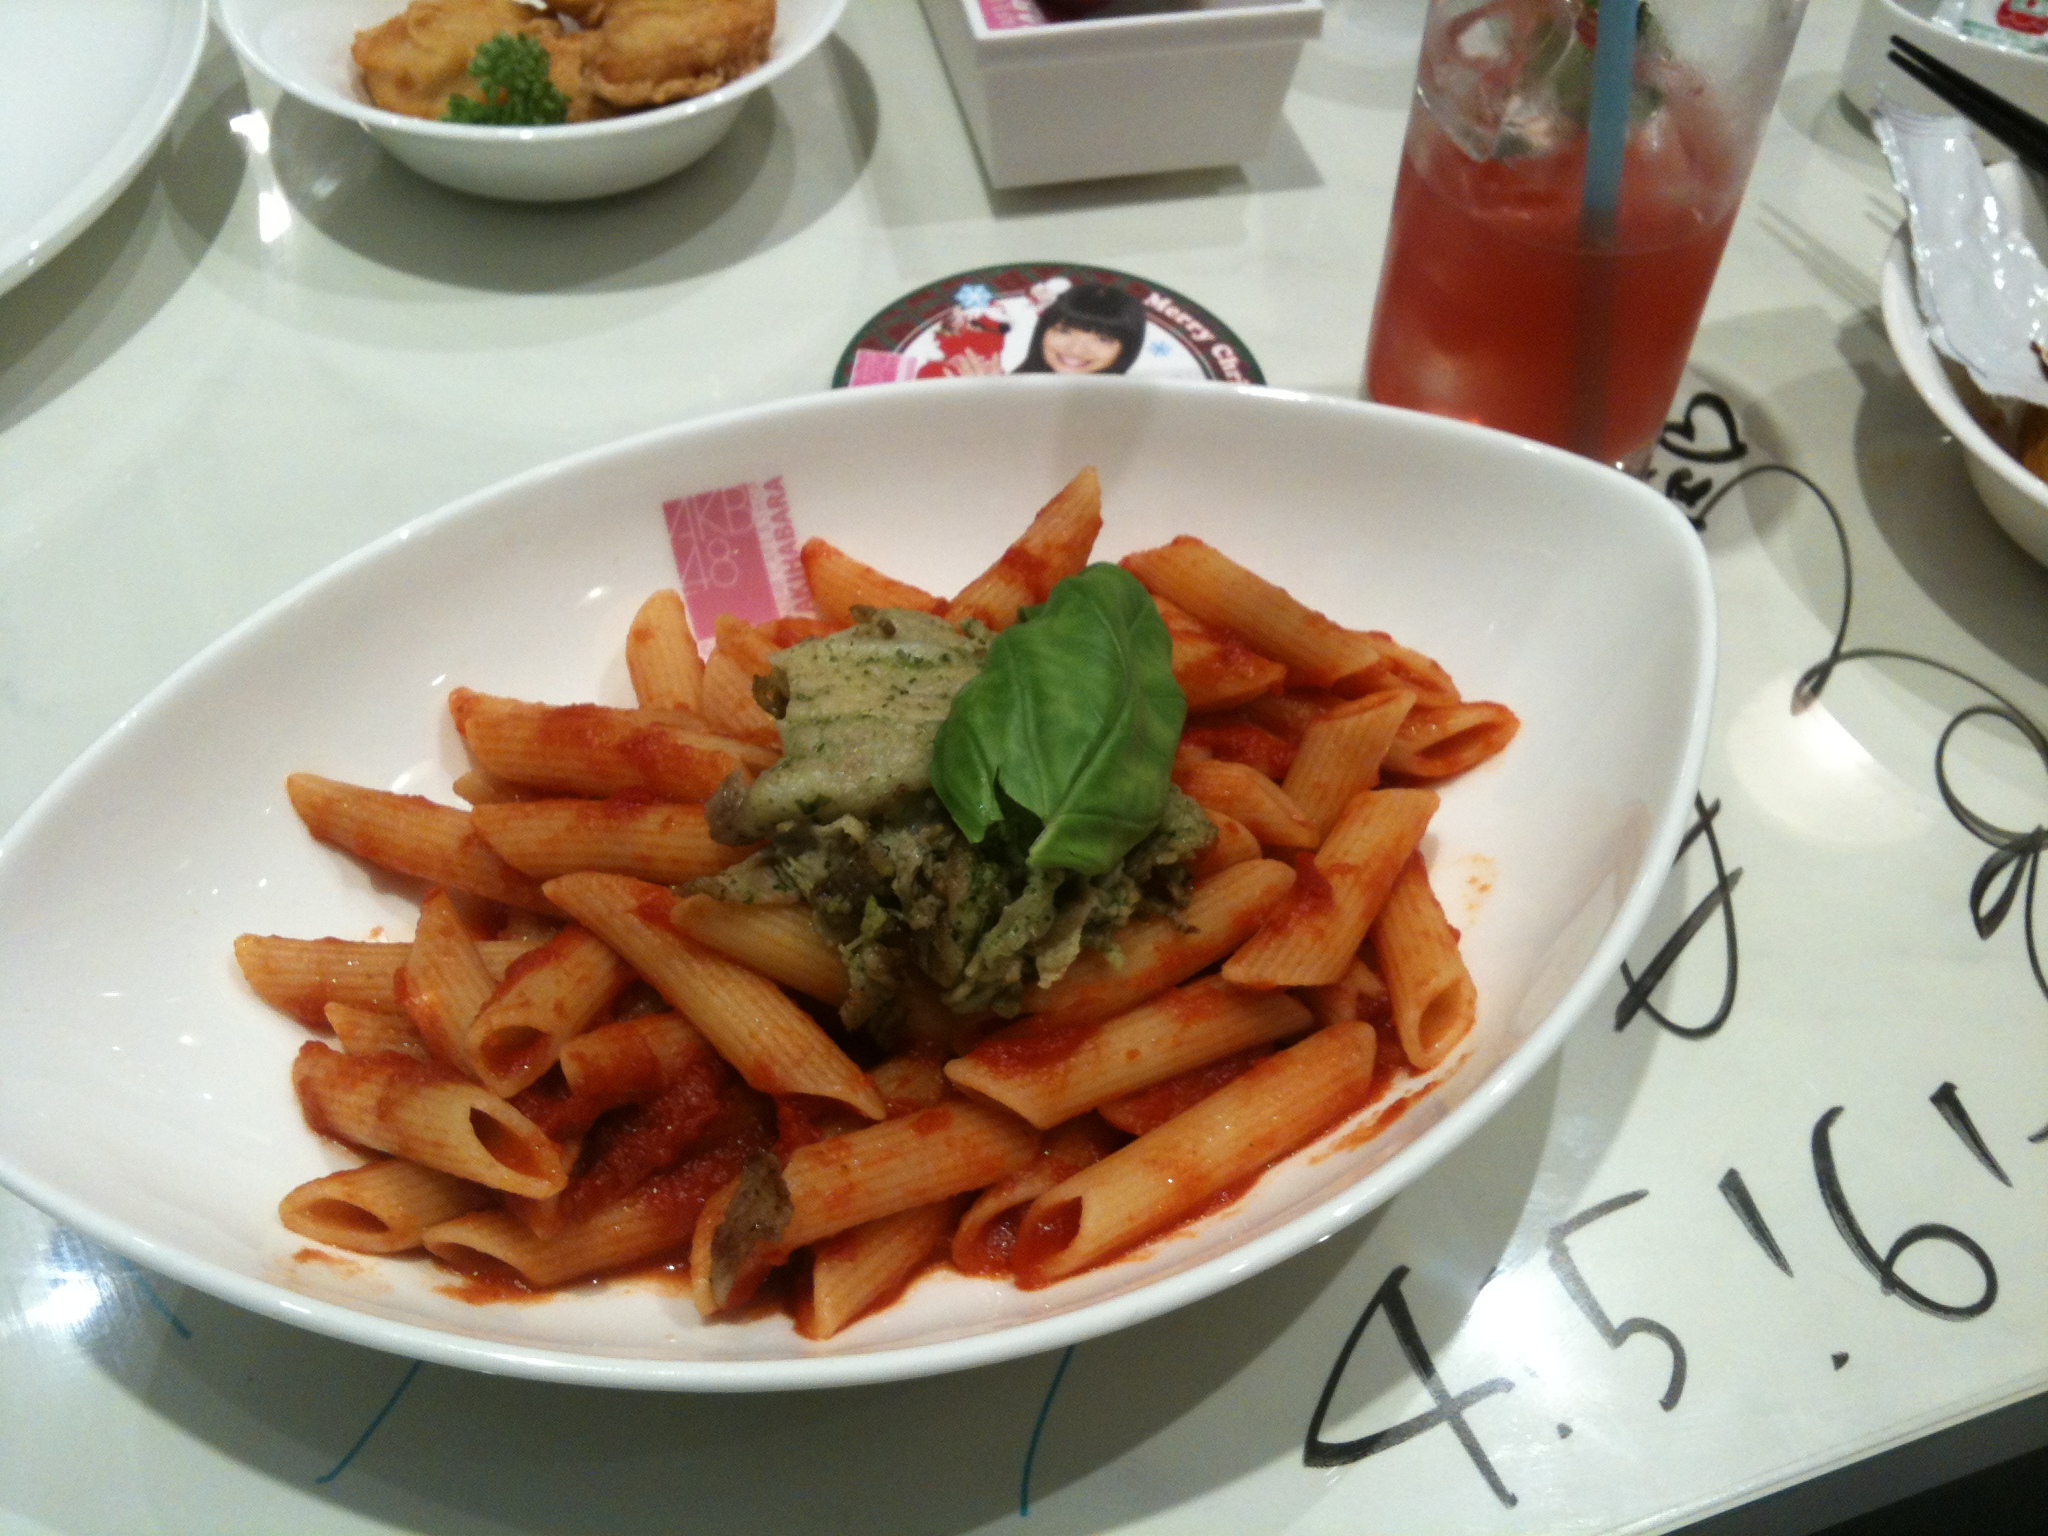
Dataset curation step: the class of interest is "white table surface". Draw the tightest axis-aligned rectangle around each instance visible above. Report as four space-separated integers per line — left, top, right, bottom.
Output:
6 2 2047 1532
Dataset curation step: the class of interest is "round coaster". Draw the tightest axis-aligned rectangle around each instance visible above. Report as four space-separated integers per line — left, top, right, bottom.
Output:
833 262 1263 388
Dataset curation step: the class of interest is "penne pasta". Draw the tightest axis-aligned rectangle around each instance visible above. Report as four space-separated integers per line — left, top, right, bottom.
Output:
1305 955 1391 1031
1382 700 1521 781
1281 690 1415 838
802 537 945 626
254 486 1510 1315
668 895 849 1005
1173 759 1318 849
447 688 771 800
235 936 541 1026
625 590 704 712
292 1042 567 1198
1342 631 1461 705
1187 808 1261 880
450 768 546 806
945 468 1103 631
396 889 498 1070
325 1001 432 1061
424 1150 748 1287
701 613 803 750
1153 594 1287 711
285 774 558 915
464 924 638 1096
1372 852 1477 1071
947 976 1312 1130
1011 1018 1379 1287
1222 788 1438 989
542 872 886 1121
693 1100 1039 1315
952 1119 1122 1276
1021 859 1298 1030
798 1196 967 1340
1121 537 1380 687
558 1012 712 1107
280 1158 492 1254
471 797 755 884
1095 1045 1272 1136
1231 690 1333 743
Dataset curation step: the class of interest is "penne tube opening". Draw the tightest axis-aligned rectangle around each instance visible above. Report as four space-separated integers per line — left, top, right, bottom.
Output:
476 1023 549 1085
468 1106 560 1188
1408 974 1477 1070
294 1197 391 1241
278 1159 492 1254
1013 1198 1083 1279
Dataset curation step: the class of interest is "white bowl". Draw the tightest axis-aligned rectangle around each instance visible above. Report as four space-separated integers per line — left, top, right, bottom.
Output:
0 379 1714 1391
213 0 847 201
918 0 1323 190
1843 0 2048 150
1881 160 2048 569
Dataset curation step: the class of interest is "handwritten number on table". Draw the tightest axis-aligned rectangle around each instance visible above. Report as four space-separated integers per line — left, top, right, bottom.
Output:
1811 1107 1999 1320
1615 796 1741 1039
1546 1192 1687 1411
1304 1265 1518 1507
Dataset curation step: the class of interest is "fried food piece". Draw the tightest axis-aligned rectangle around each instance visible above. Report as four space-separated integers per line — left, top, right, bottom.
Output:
579 0 776 109
2020 404 2048 484
539 30 609 122
354 0 604 122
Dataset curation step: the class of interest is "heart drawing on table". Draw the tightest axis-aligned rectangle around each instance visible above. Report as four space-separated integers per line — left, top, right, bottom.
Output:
1659 392 1750 465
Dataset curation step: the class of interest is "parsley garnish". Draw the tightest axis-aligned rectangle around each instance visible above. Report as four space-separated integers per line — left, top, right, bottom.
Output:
442 33 569 126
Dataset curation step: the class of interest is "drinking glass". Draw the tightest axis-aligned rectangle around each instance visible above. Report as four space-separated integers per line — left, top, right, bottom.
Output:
1363 0 1808 471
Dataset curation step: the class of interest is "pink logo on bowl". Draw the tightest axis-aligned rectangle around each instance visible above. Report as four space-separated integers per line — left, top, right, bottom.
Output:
846 348 923 387
663 476 814 646
979 0 1049 29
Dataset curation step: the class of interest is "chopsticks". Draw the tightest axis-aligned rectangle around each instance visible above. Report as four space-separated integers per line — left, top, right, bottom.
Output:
1888 33 2048 178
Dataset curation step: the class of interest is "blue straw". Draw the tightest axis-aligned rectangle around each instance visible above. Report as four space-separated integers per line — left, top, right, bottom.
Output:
1580 0 1641 245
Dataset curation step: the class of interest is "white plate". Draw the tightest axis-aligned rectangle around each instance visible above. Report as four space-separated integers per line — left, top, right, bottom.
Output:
0 0 208 297
0 379 1714 1391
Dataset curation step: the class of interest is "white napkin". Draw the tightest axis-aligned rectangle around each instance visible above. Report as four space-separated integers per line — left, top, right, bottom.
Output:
1875 104 2048 407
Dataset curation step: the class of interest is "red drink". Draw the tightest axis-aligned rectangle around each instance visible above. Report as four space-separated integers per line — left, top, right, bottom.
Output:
1366 52 1746 469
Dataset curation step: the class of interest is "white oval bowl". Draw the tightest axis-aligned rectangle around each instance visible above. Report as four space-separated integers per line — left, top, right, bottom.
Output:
213 0 847 201
0 378 1714 1391
1881 161 2048 569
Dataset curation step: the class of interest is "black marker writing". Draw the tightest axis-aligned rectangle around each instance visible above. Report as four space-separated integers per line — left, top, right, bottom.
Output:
1664 465 1716 509
1304 1265 1517 1508
1929 1082 2011 1187
1660 392 1750 466
1717 1168 1793 1277
1811 1106 1998 1320
1547 1191 1687 1411
1616 796 1740 1039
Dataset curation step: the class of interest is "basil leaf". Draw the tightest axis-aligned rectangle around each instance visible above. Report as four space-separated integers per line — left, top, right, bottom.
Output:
932 563 1186 876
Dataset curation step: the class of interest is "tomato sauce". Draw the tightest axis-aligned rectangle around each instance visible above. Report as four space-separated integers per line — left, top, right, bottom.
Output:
966 1020 1100 1077
1180 723 1297 781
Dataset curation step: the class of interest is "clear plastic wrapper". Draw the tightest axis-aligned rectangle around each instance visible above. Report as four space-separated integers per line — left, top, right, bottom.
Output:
1875 105 2048 407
